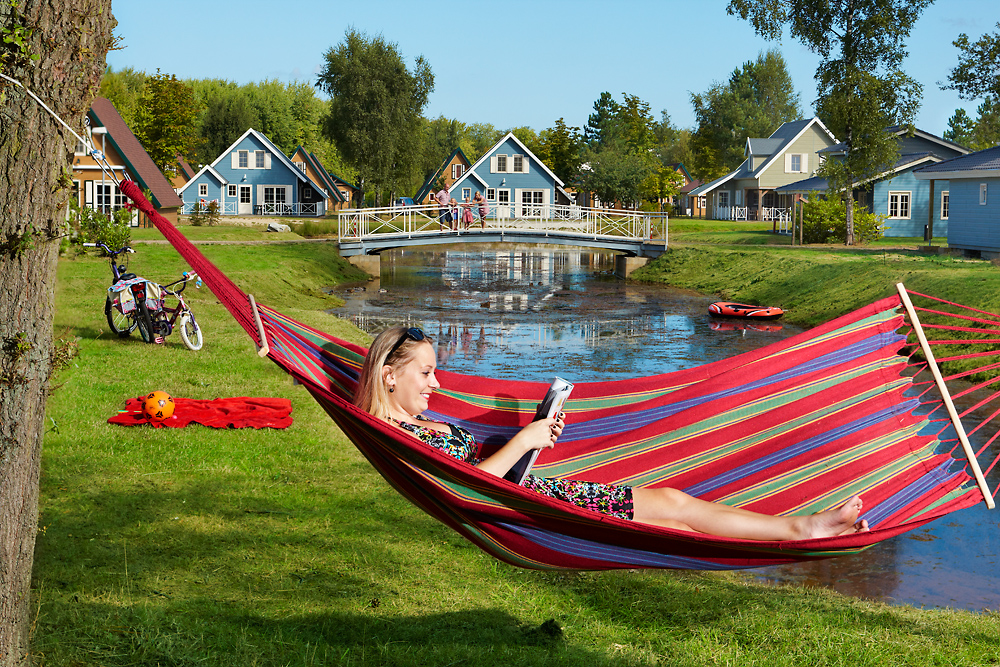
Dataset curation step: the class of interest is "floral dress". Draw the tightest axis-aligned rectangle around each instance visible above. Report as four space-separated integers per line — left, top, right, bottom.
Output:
394 416 634 520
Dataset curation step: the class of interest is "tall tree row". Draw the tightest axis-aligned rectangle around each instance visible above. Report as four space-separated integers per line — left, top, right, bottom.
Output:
0 1 115 664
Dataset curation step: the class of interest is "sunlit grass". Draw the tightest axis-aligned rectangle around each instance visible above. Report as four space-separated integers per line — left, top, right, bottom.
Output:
33 232 1000 666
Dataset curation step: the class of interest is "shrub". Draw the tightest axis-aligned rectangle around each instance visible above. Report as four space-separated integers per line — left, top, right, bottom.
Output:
801 194 885 244
205 200 221 226
70 201 131 250
189 201 205 226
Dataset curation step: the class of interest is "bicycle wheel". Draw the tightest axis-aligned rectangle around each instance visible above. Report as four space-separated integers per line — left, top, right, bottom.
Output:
105 296 137 337
178 311 203 351
135 299 156 344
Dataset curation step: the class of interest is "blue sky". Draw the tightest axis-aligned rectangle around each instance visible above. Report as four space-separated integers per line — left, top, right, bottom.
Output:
108 0 995 137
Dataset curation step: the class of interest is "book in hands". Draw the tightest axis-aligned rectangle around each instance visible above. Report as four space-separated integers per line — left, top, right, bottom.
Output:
504 376 574 485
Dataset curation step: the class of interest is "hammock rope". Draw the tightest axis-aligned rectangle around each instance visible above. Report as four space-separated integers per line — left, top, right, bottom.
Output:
118 180 1000 571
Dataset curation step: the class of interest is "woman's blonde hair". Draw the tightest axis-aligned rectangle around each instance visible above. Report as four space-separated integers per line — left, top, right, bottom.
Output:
353 326 434 420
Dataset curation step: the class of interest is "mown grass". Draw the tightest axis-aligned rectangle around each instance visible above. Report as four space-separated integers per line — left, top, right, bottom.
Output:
132 222 305 243
663 217 949 248
34 229 1000 666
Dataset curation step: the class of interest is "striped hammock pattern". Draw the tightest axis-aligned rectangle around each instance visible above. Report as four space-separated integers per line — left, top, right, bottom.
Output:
120 181 995 570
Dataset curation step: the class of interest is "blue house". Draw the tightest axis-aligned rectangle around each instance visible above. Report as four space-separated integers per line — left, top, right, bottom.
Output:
178 129 329 217
915 146 1000 257
778 127 969 237
446 132 573 217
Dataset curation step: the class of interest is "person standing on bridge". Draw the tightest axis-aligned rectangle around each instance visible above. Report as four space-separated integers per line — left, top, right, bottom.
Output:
434 186 452 230
474 191 488 229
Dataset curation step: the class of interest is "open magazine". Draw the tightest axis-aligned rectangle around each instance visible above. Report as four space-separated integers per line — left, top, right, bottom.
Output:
503 377 574 485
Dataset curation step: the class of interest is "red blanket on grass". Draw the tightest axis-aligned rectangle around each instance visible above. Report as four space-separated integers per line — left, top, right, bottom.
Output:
109 396 293 429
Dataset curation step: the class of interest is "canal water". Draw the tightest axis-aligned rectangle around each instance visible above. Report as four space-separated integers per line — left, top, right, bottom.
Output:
333 246 1000 611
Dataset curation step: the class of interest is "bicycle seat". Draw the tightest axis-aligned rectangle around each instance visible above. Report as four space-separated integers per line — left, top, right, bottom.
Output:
121 272 137 280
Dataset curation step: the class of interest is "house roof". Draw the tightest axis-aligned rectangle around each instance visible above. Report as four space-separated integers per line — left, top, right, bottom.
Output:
290 146 346 203
665 162 693 182
209 128 328 198
89 97 183 209
414 148 471 201
177 165 228 195
176 154 196 182
777 153 942 193
689 169 740 197
747 138 785 156
914 145 1000 180
775 175 829 193
820 126 971 156
751 117 836 179
680 179 703 194
450 132 565 194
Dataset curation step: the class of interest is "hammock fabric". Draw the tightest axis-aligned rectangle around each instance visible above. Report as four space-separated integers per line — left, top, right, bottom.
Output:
109 396 293 429
119 181 1000 571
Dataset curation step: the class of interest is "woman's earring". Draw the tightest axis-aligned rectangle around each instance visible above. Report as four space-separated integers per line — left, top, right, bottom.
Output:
389 386 394 393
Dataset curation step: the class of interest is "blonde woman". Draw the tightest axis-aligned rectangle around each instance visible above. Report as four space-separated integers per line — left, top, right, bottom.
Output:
354 326 869 539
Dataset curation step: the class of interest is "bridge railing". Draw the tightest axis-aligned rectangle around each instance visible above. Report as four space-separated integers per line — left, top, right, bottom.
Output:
338 202 657 240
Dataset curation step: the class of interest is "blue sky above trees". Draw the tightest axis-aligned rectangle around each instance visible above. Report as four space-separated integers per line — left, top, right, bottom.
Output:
108 0 994 137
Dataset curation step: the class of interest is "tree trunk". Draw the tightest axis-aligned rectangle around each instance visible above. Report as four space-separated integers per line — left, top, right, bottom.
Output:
0 2 114 664
845 190 855 246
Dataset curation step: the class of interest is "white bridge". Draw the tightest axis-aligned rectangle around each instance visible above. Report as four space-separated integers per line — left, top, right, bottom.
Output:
337 202 668 260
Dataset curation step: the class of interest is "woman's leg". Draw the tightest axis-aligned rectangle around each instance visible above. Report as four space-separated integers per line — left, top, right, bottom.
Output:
632 487 868 540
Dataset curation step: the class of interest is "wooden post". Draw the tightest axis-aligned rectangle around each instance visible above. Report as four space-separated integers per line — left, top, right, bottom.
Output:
896 283 995 509
927 179 935 244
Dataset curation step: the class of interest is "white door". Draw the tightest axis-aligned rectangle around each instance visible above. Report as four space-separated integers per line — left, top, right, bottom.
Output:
238 185 252 215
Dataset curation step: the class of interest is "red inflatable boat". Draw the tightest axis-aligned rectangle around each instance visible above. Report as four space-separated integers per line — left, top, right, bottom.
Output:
708 302 785 320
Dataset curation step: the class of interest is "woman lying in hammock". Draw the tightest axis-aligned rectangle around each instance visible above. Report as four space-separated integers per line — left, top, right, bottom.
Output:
354 326 870 541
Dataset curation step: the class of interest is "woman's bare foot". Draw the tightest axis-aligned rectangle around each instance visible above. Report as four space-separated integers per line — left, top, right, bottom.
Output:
802 496 869 538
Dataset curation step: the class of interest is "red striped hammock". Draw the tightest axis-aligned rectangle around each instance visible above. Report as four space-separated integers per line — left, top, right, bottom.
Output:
121 181 1000 571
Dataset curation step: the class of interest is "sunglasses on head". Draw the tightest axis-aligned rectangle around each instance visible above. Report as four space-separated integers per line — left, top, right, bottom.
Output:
386 327 425 361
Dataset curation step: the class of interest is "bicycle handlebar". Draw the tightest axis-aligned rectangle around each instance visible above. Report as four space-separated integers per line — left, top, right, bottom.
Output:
83 242 133 256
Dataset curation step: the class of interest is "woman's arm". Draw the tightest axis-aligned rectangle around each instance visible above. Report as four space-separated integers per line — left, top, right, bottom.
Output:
476 416 563 477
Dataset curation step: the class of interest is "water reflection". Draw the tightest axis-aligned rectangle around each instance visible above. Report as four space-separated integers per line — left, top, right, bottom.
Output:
333 247 1000 611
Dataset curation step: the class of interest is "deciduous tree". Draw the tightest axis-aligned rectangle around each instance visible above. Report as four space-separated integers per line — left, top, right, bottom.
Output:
941 22 1000 150
133 70 201 177
538 118 583 184
728 0 931 245
0 1 115 663
690 49 801 180
317 29 433 206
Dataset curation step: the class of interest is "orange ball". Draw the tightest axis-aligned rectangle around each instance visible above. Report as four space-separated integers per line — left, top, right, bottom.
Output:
142 391 175 422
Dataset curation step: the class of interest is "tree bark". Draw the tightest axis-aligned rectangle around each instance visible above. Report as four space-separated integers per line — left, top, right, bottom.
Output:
0 1 113 664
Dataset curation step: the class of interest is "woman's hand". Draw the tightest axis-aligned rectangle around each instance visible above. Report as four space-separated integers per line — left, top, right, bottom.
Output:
475 413 565 478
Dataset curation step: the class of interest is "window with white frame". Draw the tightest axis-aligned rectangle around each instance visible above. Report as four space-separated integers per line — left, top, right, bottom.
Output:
296 161 307 173
496 154 507 173
785 153 808 173
497 189 510 204
941 191 949 220
462 187 471 201
982 183 988 205
520 190 543 216
487 188 496 201
75 139 88 155
513 155 524 173
263 186 287 204
228 184 237 197
718 191 730 209
452 164 465 179
888 191 911 218
238 150 249 168
698 196 706 208
255 151 266 169
790 154 801 172
198 183 208 197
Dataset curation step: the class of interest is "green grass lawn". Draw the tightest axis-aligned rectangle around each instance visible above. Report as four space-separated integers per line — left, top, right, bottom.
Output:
131 222 306 243
662 217 948 248
34 229 1000 666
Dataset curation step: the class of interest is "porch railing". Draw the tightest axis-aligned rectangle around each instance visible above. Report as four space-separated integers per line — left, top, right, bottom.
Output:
180 201 323 217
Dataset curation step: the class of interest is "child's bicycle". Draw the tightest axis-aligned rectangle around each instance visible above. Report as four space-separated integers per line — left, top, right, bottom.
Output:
135 272 204 351
84 241 141 338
